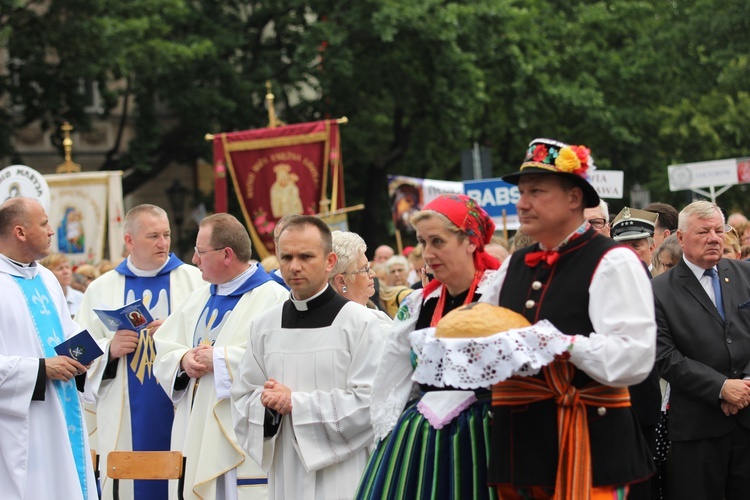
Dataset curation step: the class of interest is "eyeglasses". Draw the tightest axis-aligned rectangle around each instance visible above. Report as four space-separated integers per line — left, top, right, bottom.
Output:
588 218 608 229
725 224 739 238
345 265 373 275
194 246 224 256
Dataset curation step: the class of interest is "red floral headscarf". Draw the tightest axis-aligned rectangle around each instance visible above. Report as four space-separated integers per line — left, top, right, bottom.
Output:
420 194 500 296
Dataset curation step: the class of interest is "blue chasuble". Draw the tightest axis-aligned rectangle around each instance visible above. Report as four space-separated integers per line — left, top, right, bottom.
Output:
13 274 89 499
114 253 183 499
193 266 273 347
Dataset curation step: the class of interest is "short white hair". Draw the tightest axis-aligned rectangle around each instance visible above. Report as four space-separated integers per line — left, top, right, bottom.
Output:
678 200 724 231
598 199 609 222
329 231 367 282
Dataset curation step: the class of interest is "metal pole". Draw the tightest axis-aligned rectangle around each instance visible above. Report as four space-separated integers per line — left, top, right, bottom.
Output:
472 142 482 180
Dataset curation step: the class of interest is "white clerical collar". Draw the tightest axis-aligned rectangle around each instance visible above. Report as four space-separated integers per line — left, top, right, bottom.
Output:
216 264 257 296
11 257 33 267
0 253 38 279
126 255 169 277
290 284 329 311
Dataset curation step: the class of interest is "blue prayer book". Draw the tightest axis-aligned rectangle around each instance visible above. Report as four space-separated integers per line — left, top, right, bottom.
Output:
93 299 154 332
54 329 104 365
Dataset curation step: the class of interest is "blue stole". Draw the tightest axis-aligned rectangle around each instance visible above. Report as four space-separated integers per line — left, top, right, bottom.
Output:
13 273 89 499
115 253 183 499
270 269 290 291
193 266 273 347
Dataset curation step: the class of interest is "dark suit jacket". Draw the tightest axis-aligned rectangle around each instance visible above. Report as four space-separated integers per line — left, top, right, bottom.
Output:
653 258 750 441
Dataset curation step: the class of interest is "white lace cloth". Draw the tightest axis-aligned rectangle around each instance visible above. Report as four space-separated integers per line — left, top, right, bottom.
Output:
408 320 570 390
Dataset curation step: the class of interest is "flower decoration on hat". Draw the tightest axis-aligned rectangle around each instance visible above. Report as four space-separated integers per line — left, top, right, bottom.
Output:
521 138 594 181
555 145 591 176
532 143 550 162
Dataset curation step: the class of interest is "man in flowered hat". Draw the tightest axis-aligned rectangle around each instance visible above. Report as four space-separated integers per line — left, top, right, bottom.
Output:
479 138 656 499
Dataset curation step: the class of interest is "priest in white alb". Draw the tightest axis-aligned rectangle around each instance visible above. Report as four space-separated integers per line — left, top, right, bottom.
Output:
75 204 205 500
0 197 97 500
154 213 288 499
231 215 385 500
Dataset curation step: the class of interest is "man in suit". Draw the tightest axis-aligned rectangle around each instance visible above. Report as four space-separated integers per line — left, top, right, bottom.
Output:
654 200 750 499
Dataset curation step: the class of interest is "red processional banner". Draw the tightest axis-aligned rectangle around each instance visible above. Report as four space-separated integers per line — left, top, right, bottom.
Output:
212 120 344 259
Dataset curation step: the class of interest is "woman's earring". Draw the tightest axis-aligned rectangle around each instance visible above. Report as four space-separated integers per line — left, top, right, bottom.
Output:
342 285 348 293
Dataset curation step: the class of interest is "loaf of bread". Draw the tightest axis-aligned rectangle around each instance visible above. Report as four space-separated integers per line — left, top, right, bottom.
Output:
435 302 531 338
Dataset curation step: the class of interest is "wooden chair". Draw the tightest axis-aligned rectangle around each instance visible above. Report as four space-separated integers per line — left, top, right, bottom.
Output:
107 451 185 500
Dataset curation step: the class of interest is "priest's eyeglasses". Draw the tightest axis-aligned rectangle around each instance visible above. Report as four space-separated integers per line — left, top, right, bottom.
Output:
194 246 224 256
346 265 373 275
588 218 607 229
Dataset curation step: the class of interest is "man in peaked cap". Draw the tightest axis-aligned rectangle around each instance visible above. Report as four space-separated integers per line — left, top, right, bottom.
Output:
612 206 663 500
612 207 659 273
480 138 656 499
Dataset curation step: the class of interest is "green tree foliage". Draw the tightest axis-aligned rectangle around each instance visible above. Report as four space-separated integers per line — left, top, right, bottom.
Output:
651 0 750 211
1 0 749 246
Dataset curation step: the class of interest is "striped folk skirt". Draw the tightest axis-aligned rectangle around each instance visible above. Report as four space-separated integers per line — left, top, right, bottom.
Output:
355 391 497 500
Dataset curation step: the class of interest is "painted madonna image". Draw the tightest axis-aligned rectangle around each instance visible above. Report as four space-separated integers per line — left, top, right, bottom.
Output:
57 206 86 254
270 163 304 218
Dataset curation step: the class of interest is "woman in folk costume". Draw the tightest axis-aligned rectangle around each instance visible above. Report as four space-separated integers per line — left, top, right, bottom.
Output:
355 193 501 499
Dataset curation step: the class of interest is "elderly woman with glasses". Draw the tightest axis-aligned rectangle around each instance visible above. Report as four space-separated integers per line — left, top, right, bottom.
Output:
724 224 742 259
329 231 392 323
356 194 500 500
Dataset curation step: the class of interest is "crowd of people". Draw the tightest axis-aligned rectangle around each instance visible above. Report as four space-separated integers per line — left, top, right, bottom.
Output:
2 136 750 500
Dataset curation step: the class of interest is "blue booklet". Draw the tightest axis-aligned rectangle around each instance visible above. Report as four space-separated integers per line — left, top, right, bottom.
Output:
93 299 154 332
54 329 104 365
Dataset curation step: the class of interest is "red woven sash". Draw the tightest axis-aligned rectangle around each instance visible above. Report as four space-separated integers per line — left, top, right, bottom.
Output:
492 360 631 500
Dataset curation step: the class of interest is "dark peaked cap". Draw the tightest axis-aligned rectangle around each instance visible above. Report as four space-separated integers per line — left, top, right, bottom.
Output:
611 207 659 242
